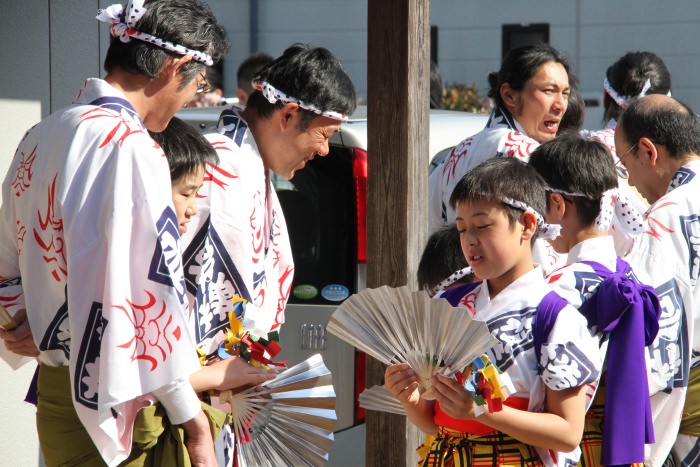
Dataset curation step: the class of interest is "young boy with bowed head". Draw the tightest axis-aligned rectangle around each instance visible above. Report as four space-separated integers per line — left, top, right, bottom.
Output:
528 132 661 466
384 157 601 466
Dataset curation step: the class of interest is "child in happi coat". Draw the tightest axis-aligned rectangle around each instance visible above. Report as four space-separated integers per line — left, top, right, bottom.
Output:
385 157 602 467
417 223 474 297
529 132 661 466
151 118 275 467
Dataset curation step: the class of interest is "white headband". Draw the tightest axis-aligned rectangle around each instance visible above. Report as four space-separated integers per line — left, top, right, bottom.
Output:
547 187 644 235
603 77 671 110
428 266 473 298
501 197 561 240
252 80 349 122
97 0 214 66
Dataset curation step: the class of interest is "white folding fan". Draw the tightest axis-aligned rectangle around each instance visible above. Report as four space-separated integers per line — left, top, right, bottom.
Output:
359 385 406 415
327 285 497 399
219 354 336 467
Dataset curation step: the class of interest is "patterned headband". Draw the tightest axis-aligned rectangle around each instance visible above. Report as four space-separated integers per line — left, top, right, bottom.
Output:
501 197 561 240
547 187 644 235
96 0 213 66
252 80 349 122
603 77 671 110
428 266 473 298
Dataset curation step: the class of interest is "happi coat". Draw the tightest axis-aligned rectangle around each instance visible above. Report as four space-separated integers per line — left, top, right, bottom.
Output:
625 159 700 466
0 78 201 466
428 107 561 273
439 266 601 467
181 105 294 350
546 236 659 465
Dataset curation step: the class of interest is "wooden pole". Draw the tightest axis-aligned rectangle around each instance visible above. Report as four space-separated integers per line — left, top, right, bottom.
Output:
366 0 430 465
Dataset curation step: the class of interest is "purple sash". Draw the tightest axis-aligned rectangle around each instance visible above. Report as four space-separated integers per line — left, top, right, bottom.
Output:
579 257 661 466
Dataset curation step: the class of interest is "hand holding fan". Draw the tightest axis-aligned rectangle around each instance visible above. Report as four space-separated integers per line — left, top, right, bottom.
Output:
327 285 498 399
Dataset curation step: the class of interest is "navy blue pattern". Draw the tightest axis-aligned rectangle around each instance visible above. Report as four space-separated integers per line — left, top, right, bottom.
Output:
681 438 700 467
39 297 70 359
651 278 690 391
669 166 696 191
485 306 536 372
74 302 105 410
88 96 144 129
183 216 251 345
541 343 600 389
148 207 187 304
680 214 700 285
218 108 248 147
572 269 604 304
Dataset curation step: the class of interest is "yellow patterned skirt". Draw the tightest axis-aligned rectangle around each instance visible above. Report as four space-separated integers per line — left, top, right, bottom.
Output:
417 427 543 467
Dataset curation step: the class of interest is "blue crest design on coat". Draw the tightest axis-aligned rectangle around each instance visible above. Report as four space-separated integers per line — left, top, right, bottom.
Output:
669 167 696 191
572 270 604 304
183 215 251 345
39 298 70 359
540 343 600 389
648 278 689 392
680 214 700 285
148 207 186 304
74 302 105 410
218 108 248 147
485 306 536 371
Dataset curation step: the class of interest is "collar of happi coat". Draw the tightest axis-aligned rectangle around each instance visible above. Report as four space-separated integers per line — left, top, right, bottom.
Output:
666 159 700 194
485 106 527 135
475 265 547 319
566 235 617 270
73 78 145 130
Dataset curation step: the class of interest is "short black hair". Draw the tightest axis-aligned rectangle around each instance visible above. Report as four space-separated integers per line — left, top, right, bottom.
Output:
237 53 274 95
603 51 671 124
103 0 229 90
449 157 547 243
246 43 357 131
559 74 585 132
488 44 570 109
149 116 219 181
417 224 471 291
528 132 618 226
618 96 700 160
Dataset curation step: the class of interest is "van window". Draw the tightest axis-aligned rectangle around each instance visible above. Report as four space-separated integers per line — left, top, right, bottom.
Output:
271 146 357 304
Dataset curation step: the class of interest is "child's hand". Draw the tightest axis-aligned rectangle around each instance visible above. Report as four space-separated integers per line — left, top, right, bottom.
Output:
431 374 476 420
384 362 421 407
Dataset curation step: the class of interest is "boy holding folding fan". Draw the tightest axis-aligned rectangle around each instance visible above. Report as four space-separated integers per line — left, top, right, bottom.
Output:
384 157 601 466
528 133 661 467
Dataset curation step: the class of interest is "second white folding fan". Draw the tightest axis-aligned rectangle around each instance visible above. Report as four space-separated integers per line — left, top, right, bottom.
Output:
327 285 497 398
220 354 336 467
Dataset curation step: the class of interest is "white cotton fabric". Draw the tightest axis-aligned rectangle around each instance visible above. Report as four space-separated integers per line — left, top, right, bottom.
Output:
438 266 601 467
0 78 201 466
625 159 700 466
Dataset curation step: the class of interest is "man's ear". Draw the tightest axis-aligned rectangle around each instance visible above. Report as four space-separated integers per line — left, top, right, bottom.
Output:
500 83 517 113
160 55 194 84
638 136 659 166
279 103 300 130
520 211 538 241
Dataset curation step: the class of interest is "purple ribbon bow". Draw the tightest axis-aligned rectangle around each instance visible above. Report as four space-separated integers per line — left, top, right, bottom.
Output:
579 257 661 466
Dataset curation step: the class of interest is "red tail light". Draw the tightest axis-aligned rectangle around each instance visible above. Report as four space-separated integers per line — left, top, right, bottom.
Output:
353 148 368 264
354 349 366 424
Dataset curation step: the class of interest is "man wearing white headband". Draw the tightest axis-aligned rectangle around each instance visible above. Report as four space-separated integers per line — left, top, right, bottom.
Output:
180 44 356 369
0 1 228 465
616 95 700 466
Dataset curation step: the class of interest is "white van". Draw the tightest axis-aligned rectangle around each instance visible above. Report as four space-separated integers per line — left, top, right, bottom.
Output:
177 105 489 465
